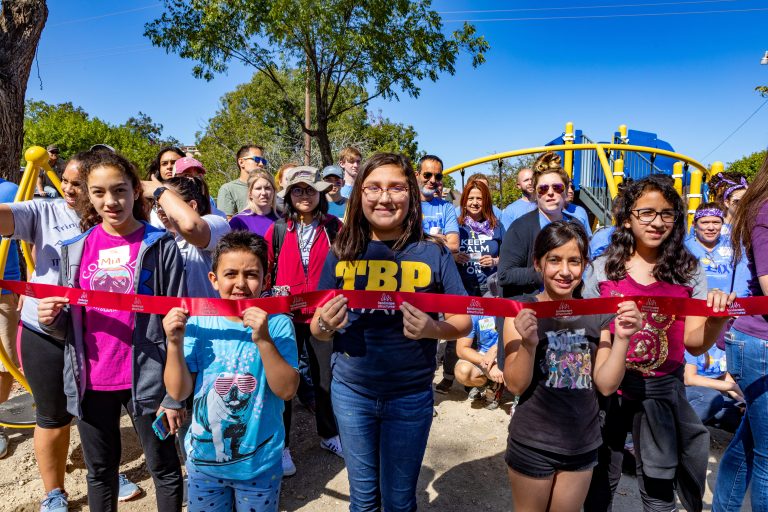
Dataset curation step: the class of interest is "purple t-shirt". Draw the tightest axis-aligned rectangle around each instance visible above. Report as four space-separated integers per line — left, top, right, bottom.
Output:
733 201 768 338
229 210 278 237
79 225 144 390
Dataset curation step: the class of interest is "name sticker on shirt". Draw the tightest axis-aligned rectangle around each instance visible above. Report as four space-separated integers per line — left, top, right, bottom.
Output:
98 245 130 269
478 317 495 331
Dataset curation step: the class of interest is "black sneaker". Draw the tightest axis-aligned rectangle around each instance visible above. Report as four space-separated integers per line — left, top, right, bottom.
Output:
467 386 485 401
434 377 454 394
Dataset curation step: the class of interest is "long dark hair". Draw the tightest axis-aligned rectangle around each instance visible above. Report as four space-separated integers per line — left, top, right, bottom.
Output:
458 180 498 228
603 174 698 284
77 150 148 232
732 153 768 263
146 146 185 181
284 184 329 222
165 176 212 216
333 152 425 261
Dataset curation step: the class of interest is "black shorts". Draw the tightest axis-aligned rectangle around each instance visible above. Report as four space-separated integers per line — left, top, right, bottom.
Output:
505 438 598 478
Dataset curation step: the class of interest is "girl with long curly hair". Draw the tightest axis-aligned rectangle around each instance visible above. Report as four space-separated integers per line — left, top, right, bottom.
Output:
582 175 734 512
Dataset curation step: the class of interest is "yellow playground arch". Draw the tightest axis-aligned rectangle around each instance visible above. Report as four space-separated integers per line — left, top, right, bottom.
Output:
443 122 722 229
0 132 724 428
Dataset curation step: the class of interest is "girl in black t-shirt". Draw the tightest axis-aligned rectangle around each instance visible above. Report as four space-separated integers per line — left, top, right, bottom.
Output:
502 221 643 512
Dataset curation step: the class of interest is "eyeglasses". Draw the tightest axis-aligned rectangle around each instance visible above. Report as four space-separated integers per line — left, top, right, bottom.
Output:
632 208 679 224
420 172 443 182
244 155 269 167
362 185 409 199
214 374 257 395
536 183 565 195
290 186 318 197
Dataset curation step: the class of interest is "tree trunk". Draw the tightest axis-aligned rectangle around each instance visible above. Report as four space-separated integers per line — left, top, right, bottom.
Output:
316 116 333 167
0 1 48 183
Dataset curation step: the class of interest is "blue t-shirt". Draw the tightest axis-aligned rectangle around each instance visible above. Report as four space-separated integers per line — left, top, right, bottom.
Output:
684 234 750 296
421 198 459 235
318 240 467 398
684 346 727 379
183 314 298 481
340 184 353 199
565 203 593 237
500 198 536 231
468 315 498 353
0 178 20 294
589 226 615 260
458 223 504 296
327 197 347 220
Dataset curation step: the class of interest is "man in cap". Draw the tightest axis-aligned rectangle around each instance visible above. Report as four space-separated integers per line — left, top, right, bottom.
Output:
322 165 347 220
36 145 65 197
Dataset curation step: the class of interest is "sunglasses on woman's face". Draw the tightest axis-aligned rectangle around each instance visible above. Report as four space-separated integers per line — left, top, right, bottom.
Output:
537 183 565 195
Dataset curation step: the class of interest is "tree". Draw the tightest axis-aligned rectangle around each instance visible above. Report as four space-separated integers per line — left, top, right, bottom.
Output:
23 100 179 172
145 0 488 166
195 70 421 194
483 154 537 208
727 149 767 182
0 0 48 182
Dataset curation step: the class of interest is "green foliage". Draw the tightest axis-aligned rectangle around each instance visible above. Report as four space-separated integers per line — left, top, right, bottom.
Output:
23 100 178 171
727 149 767 182
481 154 537 208
145 0 488 164
196 70 421 194
756 86 768 98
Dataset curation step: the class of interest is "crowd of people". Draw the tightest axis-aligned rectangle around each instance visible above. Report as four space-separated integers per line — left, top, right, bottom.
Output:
0 141 765 512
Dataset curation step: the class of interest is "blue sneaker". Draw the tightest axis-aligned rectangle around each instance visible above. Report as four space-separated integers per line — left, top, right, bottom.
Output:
40 488 68 512
117 473 141 502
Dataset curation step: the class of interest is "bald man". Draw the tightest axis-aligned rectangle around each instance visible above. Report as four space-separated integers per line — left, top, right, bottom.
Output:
500 168 535 230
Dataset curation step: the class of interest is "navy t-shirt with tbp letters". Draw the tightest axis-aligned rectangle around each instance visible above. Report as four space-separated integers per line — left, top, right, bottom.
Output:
318 240 467 399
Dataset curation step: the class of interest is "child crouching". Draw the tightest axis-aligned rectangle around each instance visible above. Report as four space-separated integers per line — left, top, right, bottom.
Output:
163 231 299 512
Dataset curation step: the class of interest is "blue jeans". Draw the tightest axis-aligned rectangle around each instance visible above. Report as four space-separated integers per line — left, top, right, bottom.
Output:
186 463 281 512
331 379 433 512
713 328 768 512
686 385 743 433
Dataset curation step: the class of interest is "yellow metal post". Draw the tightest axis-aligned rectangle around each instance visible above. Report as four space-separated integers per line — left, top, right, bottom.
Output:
563 122 574 178
672 162 684 196
613 158 625 187
618 124 628 161
595 145 619 199
688 169 704 229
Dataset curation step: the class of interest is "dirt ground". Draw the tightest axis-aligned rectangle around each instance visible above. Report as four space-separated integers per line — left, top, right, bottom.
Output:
0 375 752 512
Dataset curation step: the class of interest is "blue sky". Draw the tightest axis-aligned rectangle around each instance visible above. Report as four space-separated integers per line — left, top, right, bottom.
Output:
27 1 768 176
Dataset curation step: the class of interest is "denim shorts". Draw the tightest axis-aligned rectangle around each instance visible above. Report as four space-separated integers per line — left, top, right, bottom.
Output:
505 438 598 478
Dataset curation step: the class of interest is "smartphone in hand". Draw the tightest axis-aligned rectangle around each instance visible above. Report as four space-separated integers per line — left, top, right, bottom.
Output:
152 411 171 440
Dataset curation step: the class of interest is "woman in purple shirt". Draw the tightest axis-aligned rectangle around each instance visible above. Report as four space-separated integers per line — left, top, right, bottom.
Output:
229 171 279 237
714 153 768 511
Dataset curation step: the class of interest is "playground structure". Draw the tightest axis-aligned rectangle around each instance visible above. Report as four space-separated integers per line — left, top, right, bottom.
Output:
0 133 723 428
0 146 61 429
444 122 723 228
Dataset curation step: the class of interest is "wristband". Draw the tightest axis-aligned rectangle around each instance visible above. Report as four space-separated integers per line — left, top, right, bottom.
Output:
318 317 336 334
153 186 168 202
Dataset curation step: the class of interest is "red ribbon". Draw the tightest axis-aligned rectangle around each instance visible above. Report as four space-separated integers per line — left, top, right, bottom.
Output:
1 280 766 318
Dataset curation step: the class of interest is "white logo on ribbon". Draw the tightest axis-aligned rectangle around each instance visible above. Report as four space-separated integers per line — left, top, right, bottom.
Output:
77 291 89 306
642 298 659 314
290 296 307 310
555 301 573 318
131 296 144 312
467 298 484 315
377 293 396 310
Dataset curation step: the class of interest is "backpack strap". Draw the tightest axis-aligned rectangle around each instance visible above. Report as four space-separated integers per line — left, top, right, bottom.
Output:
270 218 288 288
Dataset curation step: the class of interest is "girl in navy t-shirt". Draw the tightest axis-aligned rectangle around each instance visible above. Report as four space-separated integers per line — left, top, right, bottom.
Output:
311 152 471 511
503 220 643 512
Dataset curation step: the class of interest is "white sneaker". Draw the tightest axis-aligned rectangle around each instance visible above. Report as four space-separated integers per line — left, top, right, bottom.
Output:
320 435 343 458
282 447 296 477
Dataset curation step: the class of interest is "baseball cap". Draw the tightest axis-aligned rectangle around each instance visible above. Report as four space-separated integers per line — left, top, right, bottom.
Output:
173 157 206 176
277 166 331 198
46 145 60 154
89 143 116 153
321 165 344 179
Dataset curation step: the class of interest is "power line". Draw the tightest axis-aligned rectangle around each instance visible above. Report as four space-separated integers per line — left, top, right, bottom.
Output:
700 98 768 161
443 7 768 22
48 4 161 28
438 0 744 15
